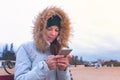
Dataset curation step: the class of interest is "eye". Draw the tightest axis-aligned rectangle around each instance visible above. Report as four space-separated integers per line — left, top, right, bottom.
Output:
55 29 59 32
47 28 52 31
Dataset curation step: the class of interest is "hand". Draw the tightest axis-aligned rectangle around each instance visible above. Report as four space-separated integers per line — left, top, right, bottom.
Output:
56 54 72 71
45 55 57 70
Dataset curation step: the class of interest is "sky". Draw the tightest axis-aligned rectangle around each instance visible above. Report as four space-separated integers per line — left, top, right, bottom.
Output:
0 0 120 61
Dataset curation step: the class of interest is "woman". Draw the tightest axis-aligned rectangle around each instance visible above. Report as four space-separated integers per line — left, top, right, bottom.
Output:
14 6 72 80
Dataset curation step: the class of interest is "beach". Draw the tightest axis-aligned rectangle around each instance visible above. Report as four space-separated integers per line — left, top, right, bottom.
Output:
70 65 120 80
0 66 120 80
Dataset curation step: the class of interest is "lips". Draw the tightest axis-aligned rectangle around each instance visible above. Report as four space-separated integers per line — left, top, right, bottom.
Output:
48 36 55 42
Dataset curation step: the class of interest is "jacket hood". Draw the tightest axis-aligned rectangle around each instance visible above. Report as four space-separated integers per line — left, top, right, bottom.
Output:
33 6 71 51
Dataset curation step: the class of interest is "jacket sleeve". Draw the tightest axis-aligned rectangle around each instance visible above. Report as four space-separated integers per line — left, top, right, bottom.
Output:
14 45 49 80
57 67 71 80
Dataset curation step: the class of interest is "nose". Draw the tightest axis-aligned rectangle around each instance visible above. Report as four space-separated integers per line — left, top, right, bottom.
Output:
51 30 56 36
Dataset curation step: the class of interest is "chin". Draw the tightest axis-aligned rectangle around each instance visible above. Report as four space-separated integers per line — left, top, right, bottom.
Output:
48 39 55 43
48 40 53 43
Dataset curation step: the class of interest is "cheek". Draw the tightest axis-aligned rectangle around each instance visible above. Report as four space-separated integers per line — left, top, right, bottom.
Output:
45 31 49 36
56 32 59 36
55 33 59 39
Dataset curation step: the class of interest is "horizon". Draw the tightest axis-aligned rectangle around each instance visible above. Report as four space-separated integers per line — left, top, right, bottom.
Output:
0 43 120 62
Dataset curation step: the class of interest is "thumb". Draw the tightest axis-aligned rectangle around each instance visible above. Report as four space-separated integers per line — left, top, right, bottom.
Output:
66 54 72 60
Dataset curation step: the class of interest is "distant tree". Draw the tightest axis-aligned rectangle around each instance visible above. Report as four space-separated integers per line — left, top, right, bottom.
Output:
72 55 78 67
69 55 77 65
69 55 85 66
103 60 120 67
1 43 16 60
79 56 84 65
69 55 74 65
3 44 9 52
10 43 14 51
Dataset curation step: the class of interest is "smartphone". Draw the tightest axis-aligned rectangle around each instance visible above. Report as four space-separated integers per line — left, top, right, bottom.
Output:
58 49 72 56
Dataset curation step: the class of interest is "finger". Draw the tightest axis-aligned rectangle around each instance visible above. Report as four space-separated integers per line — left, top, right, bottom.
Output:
57 62 66 67
46 60 57 70
51 63 57 68
66 54 72 59
55 55 64 59
57 59 68 65
57 63 67 70
48 55 57 60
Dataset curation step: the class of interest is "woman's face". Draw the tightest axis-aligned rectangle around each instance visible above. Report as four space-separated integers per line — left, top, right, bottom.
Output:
45 25 60 43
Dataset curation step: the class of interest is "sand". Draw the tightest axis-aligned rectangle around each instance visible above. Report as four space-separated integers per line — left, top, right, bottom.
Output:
0 66 120 80
70 65 120 80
